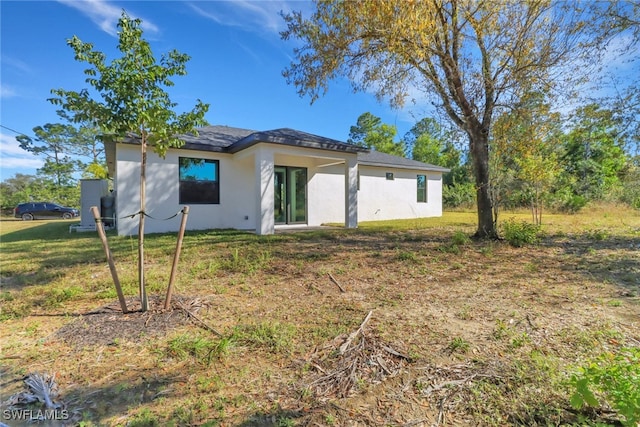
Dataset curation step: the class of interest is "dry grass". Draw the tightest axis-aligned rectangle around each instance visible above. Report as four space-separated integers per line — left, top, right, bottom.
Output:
0 205 638 426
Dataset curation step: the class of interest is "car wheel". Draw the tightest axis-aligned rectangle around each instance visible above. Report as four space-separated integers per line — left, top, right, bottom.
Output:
62 212 72 220
22 213 34 221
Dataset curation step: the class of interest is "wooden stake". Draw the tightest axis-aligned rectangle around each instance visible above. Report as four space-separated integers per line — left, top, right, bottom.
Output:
91 206 128 313
164 206 189 310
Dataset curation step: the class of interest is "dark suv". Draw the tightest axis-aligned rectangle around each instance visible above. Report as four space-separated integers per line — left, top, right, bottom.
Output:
14 202 79 220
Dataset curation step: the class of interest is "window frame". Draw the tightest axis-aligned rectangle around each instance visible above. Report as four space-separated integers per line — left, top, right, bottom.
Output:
417 174 427 203
178 157 220 205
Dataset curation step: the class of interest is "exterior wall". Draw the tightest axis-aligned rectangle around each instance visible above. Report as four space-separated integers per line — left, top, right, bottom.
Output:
357 166 443 221
115 142 444 235
308 163 346 225
115 144 255 236
358 166 442 221
309 165 443 224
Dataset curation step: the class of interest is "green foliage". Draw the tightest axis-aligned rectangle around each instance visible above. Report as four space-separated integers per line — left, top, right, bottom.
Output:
443 182 476 209
550 188 588 213
448 336 471 353
43 286 83 307
232 321 296 353
451 230 471 246
50 11 209 157
561 104 627 200
0 173 81 211
569 347 640 426
396 250 418 262
128 408 160 427
502 219 541 247
165 332 230 364
620 157 640 209
348 112 404 156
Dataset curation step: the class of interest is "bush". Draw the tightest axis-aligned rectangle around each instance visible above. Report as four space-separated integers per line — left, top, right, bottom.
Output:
443 182 476 209
502 219 541 247
569 347 640 426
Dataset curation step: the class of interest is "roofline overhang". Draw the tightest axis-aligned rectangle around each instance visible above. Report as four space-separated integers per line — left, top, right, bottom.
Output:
358 161 450 173
227 133 368 154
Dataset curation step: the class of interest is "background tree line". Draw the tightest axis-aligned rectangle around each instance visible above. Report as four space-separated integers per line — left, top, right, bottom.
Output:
0 112 108 213
2 93 637 222
348 91 639 224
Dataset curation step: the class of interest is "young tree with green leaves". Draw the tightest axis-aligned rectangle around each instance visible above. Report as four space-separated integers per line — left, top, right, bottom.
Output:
491 92 562 225
281 0 629 238
50 11 209 312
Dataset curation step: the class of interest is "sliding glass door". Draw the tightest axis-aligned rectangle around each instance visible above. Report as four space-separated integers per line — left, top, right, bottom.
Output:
274 166 307 224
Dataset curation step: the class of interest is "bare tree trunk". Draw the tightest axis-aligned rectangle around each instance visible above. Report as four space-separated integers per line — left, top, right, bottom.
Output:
470 130 497 239
139 136 148 312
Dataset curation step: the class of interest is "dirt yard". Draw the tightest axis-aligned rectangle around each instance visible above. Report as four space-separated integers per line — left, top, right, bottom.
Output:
0 210 638 426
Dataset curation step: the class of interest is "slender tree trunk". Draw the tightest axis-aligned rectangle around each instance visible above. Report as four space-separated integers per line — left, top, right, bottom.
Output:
469 129 497 239
139 136 148 312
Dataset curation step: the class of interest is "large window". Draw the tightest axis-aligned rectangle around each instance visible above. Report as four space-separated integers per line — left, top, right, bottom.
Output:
179 157 219 204
417 174 427 203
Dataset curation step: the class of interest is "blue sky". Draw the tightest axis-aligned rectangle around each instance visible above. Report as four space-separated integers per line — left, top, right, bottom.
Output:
0 0 419 181
1 1 637 182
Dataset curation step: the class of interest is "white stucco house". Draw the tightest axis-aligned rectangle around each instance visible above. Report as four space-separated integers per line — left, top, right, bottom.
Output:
104 125 449 236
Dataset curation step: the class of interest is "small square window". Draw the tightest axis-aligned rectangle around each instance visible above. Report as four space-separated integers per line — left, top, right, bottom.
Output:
386 172 394 180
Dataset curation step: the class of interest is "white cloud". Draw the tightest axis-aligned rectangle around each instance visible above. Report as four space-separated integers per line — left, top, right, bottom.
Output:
0 83 17 99
0 134 43 170
57 0 159 36
0 56 33 75
188 0 305 35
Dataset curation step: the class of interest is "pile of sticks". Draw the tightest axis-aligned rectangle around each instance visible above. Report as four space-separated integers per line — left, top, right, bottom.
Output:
305 311 411 399
415 361 505 425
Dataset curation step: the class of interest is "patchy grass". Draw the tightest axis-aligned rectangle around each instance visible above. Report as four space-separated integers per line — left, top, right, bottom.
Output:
0 205 639 426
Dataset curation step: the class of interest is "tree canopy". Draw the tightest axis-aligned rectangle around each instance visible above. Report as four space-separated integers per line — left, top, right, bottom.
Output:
348 112 404 156
281 0 632 237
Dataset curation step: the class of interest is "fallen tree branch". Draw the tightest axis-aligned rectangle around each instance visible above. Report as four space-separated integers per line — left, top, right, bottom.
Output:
177 301 223 337
328 273 346 293
339 310 373 355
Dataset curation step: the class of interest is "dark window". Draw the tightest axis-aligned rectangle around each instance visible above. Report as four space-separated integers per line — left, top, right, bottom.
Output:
179 158 219 204
386 172 394 180
417 175 427 203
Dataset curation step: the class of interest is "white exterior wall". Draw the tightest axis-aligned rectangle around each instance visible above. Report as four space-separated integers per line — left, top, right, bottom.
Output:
309 165 443 224
357 166 443 221
115 144 255 236
115 142 443 235
307 163 345 225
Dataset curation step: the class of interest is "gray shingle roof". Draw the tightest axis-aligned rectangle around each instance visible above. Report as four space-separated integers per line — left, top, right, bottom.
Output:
358 150 450 172
180 125 256 152
180 125 366 154
117 125 449 172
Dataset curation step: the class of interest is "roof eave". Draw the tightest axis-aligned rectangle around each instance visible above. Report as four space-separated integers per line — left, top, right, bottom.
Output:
358 161 450 173
228 134 367 154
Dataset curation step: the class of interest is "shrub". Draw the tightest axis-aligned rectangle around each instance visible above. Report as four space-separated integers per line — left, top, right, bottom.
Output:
451 230 471 246
569 347 640 426
550 188 588 213
443 182 476 209
502 219 541 247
